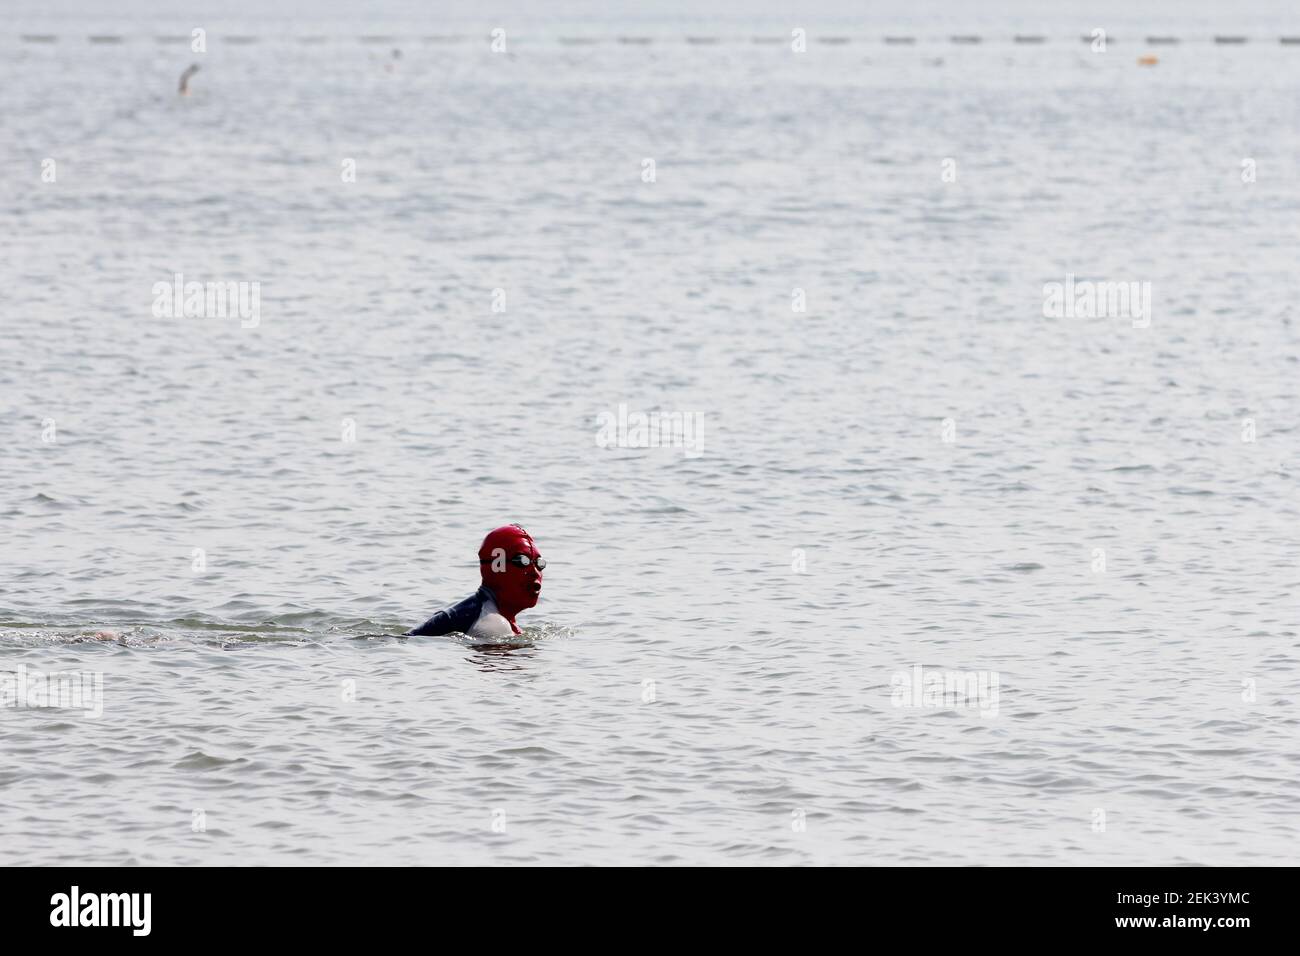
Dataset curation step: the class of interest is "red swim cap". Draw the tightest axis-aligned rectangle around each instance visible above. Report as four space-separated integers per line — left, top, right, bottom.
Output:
477 524 538 563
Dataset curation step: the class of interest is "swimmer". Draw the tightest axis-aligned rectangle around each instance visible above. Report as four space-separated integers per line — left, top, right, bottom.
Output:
407 525 545 639
179 64 200 96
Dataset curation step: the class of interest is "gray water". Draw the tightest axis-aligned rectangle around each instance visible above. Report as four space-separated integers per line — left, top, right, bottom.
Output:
2 1 1299 865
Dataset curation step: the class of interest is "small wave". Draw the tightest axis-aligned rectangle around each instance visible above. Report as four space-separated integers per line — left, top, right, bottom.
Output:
1 616 576 649
0 626 177 648
446 620 576 650
173 750 250 771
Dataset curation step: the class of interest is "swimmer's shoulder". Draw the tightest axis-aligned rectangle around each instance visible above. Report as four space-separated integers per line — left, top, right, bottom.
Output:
465 593 514 639
407 588 488 637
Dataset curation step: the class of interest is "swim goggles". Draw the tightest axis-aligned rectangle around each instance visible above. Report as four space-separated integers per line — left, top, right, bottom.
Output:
481 553 547 570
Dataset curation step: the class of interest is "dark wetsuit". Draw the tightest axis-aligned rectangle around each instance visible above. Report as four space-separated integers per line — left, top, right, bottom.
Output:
407 586 496 637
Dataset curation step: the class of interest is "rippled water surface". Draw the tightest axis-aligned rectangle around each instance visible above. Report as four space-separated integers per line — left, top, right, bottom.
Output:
2 1 1299 864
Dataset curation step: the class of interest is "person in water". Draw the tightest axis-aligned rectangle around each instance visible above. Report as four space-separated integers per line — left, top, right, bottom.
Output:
178 64 199 96
407 525 544 638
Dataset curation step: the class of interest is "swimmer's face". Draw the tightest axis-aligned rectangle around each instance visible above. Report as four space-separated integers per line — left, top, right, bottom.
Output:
508 545 543 608
479 528 544 610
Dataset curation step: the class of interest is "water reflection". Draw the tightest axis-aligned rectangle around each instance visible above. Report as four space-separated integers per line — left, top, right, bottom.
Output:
464 642 538 672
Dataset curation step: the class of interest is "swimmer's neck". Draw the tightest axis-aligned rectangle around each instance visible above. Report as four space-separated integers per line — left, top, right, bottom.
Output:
481 584 524 634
